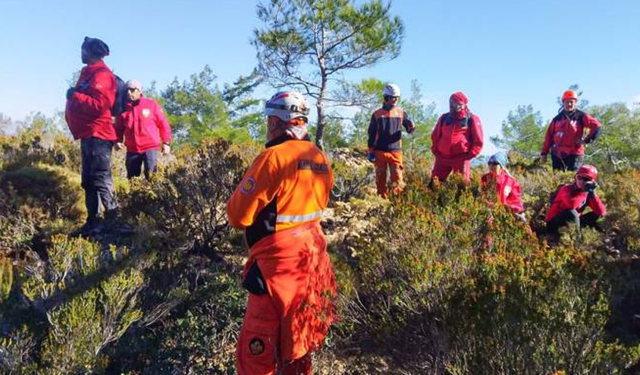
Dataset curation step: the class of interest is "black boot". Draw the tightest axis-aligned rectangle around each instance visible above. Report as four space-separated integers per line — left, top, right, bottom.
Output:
104 210 134 235
72 217 105 237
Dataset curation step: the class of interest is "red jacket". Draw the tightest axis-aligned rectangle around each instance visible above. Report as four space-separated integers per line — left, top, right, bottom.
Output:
65 60 117 141
115 97 172 153
367 105 414 152
545 183 606 222
541 110 602 157
481 170 524 213
431 112 483 161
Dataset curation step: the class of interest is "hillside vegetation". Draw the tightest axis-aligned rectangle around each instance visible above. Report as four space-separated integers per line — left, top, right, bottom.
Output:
1 124 640 375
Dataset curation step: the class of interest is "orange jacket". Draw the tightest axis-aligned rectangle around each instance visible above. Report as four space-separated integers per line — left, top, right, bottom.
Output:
227 136 333 248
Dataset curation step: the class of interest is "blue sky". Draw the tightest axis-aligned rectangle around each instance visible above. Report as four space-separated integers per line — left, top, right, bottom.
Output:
1 0 639 154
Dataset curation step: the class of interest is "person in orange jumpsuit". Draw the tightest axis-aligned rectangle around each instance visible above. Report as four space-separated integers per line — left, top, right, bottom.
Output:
227 90 337 375
481 152 525 221
367 83 415 198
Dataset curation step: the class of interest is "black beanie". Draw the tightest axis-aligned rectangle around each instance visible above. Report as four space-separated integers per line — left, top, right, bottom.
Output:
82 37 110 59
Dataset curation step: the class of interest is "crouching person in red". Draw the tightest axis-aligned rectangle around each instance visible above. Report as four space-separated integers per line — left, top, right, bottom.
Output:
431 91 483 183
545 165 606 235
481 152 525 221
227 91 337 375
115 80 172 179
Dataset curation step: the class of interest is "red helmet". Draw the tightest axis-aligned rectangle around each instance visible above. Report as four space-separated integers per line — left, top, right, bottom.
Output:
562 89 578 101
576 164 598 180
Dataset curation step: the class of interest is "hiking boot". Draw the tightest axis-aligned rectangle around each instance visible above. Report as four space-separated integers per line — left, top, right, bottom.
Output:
104 210 135 235
71 219 105 238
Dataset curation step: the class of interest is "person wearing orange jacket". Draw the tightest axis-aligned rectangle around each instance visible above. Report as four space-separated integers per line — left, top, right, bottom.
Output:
115 79 172 179
481 152 525 221
65 37 120 236
431 91 483 183
545 164 606 235
367 83 415 198
540 89 602 171
227 91 337 375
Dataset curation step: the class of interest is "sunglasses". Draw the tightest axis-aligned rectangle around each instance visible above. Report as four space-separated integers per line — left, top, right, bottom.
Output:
488 162 500 166
127 88 139 92
578 176 592 182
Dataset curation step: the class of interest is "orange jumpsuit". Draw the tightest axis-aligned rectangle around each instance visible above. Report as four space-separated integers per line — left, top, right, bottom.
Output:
227 135 337 375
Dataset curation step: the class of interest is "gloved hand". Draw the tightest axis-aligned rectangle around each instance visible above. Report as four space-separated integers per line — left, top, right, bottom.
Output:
367 152 375 163
540 154 547 164
583 181 598 194
66 87 76 100
407 124 416 134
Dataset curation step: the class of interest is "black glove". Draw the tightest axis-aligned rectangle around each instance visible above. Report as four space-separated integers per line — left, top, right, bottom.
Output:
583 181 598 194
66 87 76 100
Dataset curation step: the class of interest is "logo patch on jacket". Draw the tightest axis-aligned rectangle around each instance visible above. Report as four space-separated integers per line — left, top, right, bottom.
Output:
240 177 257 194
142 108 151 118
503 186 512 196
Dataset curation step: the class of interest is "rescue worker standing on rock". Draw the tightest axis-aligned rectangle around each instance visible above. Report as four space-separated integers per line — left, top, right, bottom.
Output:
481 152 525 221
431 91 484 183
367 83 415 198
227 91 337 375
540 89 602 171
545 164 606 235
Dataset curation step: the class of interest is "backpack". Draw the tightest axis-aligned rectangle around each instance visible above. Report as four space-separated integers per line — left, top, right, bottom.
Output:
111 75 128 117
78 68 127 117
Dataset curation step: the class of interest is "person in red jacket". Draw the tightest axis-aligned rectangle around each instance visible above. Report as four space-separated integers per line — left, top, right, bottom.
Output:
227 91 336 375
431 91 484 183
481 152 525 220
367 83 415 198
540 89 602 171
65 37 122 236
545 164 606 235
115 80 172 179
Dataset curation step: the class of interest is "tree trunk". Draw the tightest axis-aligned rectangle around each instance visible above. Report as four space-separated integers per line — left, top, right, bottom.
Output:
315 77 327 150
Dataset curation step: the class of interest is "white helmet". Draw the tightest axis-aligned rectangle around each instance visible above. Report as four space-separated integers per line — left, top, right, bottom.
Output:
265 91 310 122
383 83 401 97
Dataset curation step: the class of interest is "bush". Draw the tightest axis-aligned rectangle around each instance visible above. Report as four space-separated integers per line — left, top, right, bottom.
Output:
3 235 145 375
329 148 375 202
1 163 85 222
120 138 245 257
331 175 640 374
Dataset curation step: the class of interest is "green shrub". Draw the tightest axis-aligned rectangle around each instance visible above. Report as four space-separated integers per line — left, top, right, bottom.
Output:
332 175 640 374
121 138 245 257
1 163 84 222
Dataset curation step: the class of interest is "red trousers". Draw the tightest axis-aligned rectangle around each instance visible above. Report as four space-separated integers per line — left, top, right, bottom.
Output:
236 221 337 375
431 157 471 183
374 150 404 198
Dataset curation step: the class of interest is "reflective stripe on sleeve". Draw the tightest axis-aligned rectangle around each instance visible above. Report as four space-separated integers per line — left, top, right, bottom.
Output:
276 210 323 223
